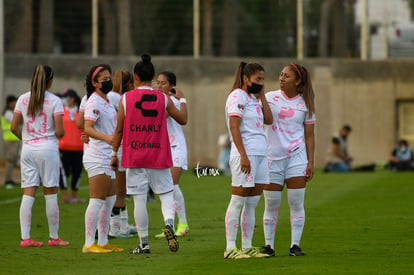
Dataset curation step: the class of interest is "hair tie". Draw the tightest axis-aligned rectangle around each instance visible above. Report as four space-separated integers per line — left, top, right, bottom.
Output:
291 64 302 84
92 66 104 82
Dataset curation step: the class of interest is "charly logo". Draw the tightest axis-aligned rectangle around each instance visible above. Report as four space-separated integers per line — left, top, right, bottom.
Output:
195 162 220 178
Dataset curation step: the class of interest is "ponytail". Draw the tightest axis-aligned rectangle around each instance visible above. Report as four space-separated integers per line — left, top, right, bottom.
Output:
290 63 315 118
28 64 52 116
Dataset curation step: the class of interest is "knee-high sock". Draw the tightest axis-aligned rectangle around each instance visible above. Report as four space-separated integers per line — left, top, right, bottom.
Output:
288 188 305 247
159 191 175 227
241 195 260 250
20 195 35 240
133 194 148 246
120 207 130 230
85 198 104 247
45 194 59 239
97 195 116 246
263 190 282 249
225 195 246 251
174 185 187 225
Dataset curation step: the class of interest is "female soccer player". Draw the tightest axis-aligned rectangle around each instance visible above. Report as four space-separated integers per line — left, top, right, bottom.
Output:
110 54 187 254
155 71 189 237
11 64 69 247
224 61 273 259
81 65 123 253
261 63 315 257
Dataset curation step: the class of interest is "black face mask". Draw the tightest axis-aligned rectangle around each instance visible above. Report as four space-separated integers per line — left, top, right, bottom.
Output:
100 80 113 94
247 82 263 94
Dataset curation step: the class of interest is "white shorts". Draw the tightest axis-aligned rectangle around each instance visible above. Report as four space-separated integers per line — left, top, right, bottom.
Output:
20 149 60 188
171 146 188 170
269 149 308 186
83 162 116 179
126 168 173 195
230 155 269 188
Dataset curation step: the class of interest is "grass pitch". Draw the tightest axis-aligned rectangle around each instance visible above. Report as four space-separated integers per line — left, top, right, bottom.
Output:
0 169 413 274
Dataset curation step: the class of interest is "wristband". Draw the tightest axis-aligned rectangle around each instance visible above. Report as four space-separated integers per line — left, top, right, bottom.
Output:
111 150 117 157
179 98 187 104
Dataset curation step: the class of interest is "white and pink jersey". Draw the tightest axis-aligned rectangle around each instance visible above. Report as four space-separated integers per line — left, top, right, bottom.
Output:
14 91 64 150
83 92 117 165
265 90 316 160
79 95 87 113
225 88 267 157
107 91 121 112
167 96 187 151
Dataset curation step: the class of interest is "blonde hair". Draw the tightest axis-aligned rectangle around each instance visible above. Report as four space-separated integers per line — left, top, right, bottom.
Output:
113 70 133 94
28 64 53 116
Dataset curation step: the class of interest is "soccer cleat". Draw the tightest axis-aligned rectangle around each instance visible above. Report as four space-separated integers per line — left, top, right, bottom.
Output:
120 224 137 235
82 243 112 253
241 247 270 258
163 224 179 252
20 238 43 248
289 244 306 256
130 244 150 254
48 238 70 246
175 223 189 237
224 248 251 259
99 242 124 252
261 245 275 257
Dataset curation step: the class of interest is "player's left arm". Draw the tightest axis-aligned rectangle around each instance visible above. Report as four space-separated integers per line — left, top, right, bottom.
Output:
304 123 315 181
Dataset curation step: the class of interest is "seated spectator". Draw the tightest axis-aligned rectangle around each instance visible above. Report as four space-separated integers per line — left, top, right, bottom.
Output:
324 125 352 172
387 139 414 171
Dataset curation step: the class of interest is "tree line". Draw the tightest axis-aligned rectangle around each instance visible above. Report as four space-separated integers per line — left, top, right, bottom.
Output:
4 0 372 57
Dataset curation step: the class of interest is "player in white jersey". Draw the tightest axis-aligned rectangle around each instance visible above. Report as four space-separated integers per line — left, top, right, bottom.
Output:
155 71 189 237
223 62 273 260
11 64 69 248
108 70 137 238
81 65 123 253
261 63 316 257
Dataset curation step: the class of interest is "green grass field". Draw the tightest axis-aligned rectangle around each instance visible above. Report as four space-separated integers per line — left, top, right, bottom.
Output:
0 169 413 274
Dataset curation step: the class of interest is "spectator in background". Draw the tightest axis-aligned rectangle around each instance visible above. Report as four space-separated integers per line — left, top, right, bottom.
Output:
387 139 414 171
1 95 21 189
59 89 85 203
324 125 352 172
217 132 231 176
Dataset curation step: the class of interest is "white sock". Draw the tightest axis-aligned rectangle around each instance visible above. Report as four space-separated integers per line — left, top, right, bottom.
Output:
225 195 246 251
159 191 175 226
241 195 260 250
84 198 104 247
120 207 130 230
133 194 148 243
98 195 116 246
174 185 188 225
288 188 305 247
45 194 59 239
20 195 35 240
110 213 121 234
263 190 282 249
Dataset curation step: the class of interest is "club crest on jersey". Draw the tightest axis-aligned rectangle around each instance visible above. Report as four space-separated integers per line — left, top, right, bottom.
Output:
237 104 244 110
93 109 100 115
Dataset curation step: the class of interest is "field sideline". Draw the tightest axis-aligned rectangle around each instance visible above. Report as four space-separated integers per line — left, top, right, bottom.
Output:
0 169 413 274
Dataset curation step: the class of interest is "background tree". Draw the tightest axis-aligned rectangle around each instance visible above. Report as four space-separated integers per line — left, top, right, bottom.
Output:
5 0 33 53
37 0 54 53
